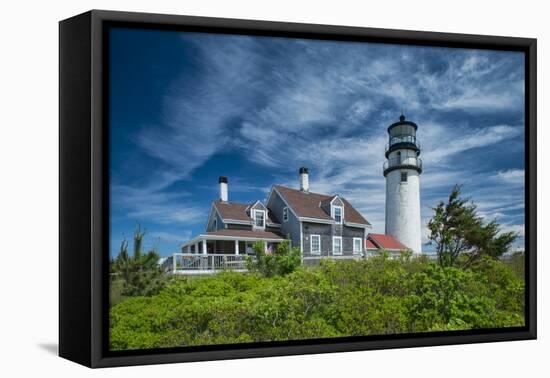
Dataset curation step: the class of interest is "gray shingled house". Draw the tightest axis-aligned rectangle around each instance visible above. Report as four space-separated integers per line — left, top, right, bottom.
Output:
167 163 414 274
179 167 411 269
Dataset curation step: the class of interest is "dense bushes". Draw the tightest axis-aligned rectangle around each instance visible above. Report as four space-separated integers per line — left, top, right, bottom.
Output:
246 240 301 277
110 254 524 350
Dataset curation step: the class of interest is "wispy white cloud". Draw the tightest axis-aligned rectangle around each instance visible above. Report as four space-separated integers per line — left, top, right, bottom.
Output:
500 224 525 237
126 205 204 225
110 32 526 253
150 230 192 244
112 184 205 226
495 169 525 185
421 123 523 164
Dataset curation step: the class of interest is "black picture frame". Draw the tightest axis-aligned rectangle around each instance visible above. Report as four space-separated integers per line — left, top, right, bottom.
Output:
59 9 537 368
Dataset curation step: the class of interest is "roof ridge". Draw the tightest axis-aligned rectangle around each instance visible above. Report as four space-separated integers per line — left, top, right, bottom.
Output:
274 184 333 198
214 200 249 206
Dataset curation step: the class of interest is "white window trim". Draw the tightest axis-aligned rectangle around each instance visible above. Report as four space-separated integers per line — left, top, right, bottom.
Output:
283 207 289 223
250 200 268 212
253 209 266 229
332 236 343 255
353 237 362 254
310 234 321 255
332 205 344 224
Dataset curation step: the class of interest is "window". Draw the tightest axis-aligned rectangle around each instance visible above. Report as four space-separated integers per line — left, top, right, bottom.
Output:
353 237 362 254
310 235 321 254
283 207 289 222
332 236 342 255
213 218 217 230
401 172 408 182
333 206 343 224
253 210 265 228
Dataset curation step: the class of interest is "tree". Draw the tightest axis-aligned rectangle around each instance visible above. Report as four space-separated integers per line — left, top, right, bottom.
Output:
427 185 517 267
110 223 165 301
246 240 301 277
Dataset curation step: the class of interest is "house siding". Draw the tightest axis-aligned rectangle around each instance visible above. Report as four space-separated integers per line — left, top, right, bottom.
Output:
226 223 253 231
302 222 364 257
267 188 367 257
265 226 281 233
343 226 365 253
214 211 225 231
207 207 226 232
267 190 301 249
302 222 332 257
342 226 364 238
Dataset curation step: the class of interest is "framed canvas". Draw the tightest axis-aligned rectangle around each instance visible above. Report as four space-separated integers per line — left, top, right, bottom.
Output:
59 10 537 368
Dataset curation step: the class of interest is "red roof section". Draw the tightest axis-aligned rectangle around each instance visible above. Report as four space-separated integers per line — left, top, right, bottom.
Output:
365 239 378 249
368 233 408 250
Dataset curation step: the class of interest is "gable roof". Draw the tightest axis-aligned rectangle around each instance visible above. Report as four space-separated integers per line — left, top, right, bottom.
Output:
368 233 408 250
212 201 280 225
247 200 268 212
273 185 370 226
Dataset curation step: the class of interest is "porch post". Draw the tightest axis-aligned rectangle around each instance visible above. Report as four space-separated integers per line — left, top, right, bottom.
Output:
202 239 207 255
264 241 268 254
194 242 198 254
234 240 239 255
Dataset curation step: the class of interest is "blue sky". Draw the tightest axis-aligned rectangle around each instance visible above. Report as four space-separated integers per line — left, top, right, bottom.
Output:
109 27 526 257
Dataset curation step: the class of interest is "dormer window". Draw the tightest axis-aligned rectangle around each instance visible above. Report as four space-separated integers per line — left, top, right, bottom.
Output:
253 209 265 229
333 206 343 224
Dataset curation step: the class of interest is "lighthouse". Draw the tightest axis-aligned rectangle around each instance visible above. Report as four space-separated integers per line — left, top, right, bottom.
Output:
383 115 422 254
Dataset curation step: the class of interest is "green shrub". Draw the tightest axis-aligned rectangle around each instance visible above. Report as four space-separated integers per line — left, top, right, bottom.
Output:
110 256 525 350
246 240 301 277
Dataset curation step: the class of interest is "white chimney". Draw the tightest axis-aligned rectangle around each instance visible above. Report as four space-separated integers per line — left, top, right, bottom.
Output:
299 167 309 192
219 176 228 201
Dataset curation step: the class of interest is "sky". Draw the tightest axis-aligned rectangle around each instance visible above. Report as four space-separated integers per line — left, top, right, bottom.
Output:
109 27 526 257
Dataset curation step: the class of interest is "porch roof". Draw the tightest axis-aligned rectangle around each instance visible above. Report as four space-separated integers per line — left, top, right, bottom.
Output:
181 229 286 247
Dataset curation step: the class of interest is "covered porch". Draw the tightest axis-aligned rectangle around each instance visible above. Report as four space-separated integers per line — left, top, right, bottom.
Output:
169 229 286 275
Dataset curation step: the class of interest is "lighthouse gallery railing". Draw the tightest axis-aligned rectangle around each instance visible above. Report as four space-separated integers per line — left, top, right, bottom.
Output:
383 156 423 171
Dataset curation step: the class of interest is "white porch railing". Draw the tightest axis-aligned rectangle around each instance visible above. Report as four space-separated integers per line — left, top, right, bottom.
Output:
162 252 437 274
168 253 250 274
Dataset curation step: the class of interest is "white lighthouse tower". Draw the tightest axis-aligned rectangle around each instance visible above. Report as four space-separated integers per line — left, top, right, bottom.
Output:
384 115 422 254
